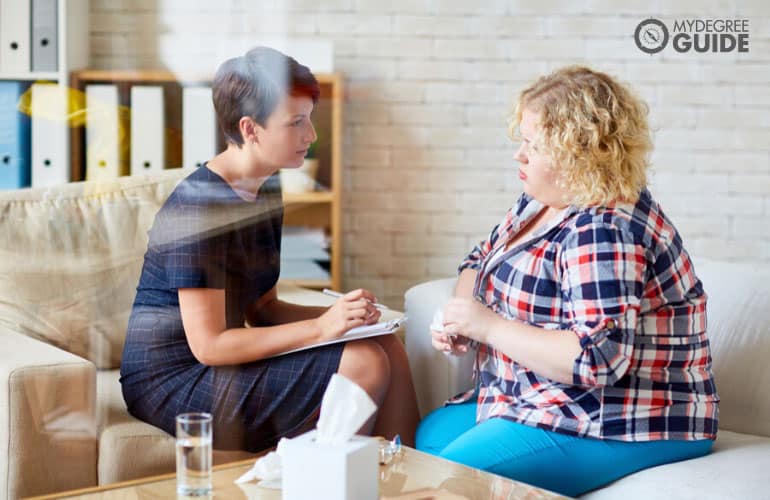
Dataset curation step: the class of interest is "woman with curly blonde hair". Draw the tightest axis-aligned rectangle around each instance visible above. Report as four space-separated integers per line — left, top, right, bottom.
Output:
416 66 718 496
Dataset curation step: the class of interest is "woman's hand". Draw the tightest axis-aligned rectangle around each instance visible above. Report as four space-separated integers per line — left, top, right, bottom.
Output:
430 304 470 356
430 328 471 356
442 297 501 345
314 288 381 341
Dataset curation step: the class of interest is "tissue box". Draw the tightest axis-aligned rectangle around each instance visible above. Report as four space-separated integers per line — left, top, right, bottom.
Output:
281 430 379 500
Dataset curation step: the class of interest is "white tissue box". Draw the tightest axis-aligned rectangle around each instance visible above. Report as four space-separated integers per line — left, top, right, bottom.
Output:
281 430 379 500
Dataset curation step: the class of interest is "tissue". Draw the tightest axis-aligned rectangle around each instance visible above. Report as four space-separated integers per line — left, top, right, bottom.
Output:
316 374 377 445
234 447 283 487
283 374 380 500
432 306 462 358
430 307 445 333
234 373 380 498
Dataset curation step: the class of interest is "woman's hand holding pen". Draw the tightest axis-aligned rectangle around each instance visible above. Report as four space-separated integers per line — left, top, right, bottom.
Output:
314 288 382 342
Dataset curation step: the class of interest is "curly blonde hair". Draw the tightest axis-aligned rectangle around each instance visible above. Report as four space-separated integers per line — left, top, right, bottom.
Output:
509 66 653 207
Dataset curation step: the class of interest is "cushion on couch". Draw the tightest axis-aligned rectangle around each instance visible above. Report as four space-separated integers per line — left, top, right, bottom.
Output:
0 169 189 369
581 430 770 499
96 369 258 484
692 259 770 438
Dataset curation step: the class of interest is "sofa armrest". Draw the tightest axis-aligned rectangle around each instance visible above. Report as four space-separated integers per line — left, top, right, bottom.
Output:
0 328 97 499
404 278 475 417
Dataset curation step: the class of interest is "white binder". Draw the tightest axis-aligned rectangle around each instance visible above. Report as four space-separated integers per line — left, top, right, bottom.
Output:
182 86 216 169
0 0 31 72
85 84 126 181
130 85 165 175
31 83 69 187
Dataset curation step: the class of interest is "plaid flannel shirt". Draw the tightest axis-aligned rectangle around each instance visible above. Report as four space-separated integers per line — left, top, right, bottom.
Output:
456 189 719 441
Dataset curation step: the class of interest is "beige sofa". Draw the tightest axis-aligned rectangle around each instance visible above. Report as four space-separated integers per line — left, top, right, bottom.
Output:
404 259 770 499
0 169 348 499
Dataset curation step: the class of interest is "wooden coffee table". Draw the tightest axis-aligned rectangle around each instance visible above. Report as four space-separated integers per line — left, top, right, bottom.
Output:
28 442 568 499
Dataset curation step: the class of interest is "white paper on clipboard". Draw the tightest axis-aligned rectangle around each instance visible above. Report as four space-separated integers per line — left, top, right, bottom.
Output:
272 317 407 358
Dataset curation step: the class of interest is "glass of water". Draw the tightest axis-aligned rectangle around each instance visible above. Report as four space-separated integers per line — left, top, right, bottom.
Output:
176 412 213 497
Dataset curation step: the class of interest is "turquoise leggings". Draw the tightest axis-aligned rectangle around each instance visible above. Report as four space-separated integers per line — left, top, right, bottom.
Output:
416 400 713 497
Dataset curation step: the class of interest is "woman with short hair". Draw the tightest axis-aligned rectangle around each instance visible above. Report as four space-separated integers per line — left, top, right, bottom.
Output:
121 47 419 451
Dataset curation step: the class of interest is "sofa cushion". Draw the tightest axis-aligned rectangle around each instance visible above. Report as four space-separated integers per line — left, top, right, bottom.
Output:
693 259 770 438
0 169 189 369
580 430 770 499
96 369 257 484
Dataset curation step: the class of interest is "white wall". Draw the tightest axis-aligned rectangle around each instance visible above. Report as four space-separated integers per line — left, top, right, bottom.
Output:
91 0 770 307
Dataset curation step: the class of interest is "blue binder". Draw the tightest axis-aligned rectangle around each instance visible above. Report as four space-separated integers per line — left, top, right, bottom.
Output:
0 81 31 189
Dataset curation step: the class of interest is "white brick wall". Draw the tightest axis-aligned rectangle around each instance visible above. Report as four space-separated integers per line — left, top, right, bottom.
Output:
91 1 770 307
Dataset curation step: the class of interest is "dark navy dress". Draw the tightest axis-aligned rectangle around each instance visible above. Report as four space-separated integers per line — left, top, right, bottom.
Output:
120 166 343 452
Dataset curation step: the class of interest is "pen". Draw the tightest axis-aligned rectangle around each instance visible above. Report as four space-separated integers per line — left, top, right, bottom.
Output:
322 288 389 310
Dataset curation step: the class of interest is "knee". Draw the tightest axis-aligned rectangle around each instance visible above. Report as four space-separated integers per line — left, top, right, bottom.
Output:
414 419 432 453
415 407 444 453
376 333 404 352
338 340 390 403
376 334 410 362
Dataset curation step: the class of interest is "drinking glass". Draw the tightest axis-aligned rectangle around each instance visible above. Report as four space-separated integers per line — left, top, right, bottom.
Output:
176 412 213 496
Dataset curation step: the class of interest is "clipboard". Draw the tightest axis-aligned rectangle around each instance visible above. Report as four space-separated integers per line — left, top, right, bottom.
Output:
273 317 407 358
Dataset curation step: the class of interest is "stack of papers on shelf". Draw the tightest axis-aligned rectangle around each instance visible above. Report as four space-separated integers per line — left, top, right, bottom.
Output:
281 226 330 281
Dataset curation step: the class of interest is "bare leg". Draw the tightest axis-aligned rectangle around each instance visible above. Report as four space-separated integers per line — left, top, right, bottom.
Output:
370 334 420 447
336 339 390 435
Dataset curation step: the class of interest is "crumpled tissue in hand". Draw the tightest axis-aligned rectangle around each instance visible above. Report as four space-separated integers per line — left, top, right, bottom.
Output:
430 307 444 333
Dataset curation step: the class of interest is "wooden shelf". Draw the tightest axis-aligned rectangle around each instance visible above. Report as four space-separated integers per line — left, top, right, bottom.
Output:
70 69 211 85
71 69 341 87
283 191 333 204
280 278 332 290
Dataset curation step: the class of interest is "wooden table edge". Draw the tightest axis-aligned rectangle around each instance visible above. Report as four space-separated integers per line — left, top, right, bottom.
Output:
24 456 263 499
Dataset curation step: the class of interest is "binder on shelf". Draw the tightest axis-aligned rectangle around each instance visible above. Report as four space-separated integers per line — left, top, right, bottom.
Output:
0 81 31 189
31 0 58 72
130 85 165 175
182 86 216 169
0 0 32 73
30 83 69 187
0 0 31 73
85 84 128 181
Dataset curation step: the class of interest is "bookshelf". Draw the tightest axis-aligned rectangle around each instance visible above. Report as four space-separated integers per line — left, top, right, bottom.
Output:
0 0 89 189
69 69 343 291
0 0 89 83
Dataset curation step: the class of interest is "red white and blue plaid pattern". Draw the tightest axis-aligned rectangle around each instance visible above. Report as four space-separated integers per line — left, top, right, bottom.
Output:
456 189 718 441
